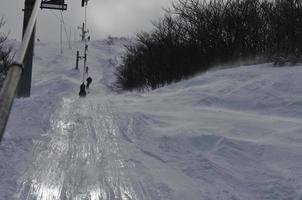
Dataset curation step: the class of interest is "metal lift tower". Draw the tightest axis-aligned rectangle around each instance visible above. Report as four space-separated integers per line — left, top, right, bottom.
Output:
17 0 36 97
17 0 67 97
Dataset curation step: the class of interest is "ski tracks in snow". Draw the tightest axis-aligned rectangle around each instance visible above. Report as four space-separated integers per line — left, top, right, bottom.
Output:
16 97 152 200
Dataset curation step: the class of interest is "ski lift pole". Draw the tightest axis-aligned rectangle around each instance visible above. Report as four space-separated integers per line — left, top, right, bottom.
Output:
60 12 63 54
83 52 87 82
76 51 79 69
0 0 41 142
17 0 39 97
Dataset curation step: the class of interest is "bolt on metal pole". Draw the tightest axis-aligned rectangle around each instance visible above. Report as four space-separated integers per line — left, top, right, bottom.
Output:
17 0 37 98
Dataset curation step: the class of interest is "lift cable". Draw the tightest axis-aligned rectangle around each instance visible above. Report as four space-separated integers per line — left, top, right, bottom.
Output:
60 11 77 55
49 10 77 55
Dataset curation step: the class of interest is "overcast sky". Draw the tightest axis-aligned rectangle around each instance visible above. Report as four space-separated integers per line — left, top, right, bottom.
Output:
0 0 173 42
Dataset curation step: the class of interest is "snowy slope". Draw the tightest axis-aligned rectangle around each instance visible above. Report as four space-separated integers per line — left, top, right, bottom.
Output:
0 39 302 200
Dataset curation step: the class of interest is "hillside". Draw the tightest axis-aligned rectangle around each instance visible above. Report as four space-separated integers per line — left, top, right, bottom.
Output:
0 39 302 200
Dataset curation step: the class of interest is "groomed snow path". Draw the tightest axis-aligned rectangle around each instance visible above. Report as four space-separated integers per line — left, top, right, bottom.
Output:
17 97 153 200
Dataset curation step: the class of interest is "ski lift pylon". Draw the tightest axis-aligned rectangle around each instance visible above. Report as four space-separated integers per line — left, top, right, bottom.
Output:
41 0 67 11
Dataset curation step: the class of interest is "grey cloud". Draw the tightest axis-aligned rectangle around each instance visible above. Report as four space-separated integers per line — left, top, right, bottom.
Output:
0 0 172 42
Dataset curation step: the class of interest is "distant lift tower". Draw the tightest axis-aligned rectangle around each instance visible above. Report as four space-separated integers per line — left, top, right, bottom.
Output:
17 0 67 98
76 0 90 70
78 0 89 41
78 22 89 41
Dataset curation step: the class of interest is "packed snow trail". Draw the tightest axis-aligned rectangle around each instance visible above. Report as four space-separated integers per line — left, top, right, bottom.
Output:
16 97 150 200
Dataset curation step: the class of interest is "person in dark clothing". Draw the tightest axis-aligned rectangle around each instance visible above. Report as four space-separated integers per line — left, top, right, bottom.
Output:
79 82 87 97
86 76 92 89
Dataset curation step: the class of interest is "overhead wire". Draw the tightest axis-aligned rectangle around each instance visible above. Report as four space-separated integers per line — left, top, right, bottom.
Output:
50 10 77 56
60 11 78 55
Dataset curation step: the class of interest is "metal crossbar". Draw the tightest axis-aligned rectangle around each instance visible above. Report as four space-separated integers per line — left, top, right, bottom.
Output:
0 0 41 141
41 0 67 11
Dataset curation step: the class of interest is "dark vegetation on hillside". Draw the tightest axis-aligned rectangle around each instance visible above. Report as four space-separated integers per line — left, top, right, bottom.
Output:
0 17 12 89
116 0 302 91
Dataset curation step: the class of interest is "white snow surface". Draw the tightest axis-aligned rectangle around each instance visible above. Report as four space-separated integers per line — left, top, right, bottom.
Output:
1 39 302 200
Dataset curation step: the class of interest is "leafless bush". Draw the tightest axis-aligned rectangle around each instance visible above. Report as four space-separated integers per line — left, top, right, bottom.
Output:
116 0 302 90
0 17 12 88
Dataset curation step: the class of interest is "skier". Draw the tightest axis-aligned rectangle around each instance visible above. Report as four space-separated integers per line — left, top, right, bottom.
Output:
86 76 92 89
79 82 86 97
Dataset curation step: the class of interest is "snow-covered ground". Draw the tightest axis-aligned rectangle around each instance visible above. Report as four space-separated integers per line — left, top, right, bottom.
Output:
1 39 302 200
